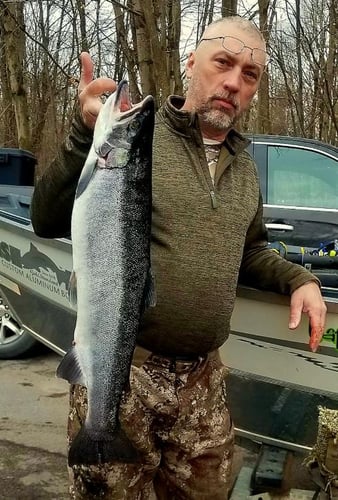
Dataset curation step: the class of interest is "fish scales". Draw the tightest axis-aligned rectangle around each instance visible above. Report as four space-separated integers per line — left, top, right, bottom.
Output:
73 169 149 420
57 81 155 466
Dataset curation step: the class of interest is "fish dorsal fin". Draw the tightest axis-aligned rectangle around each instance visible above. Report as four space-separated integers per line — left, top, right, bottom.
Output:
68 271 77 309
56 346 86 386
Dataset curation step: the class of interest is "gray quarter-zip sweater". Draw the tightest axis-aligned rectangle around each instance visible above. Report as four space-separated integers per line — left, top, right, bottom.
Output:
31 96 319 357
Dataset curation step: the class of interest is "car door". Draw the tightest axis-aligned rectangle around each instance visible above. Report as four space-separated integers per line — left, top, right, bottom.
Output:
254 139 338 249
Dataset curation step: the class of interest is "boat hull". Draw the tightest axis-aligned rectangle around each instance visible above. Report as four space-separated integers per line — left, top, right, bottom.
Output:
222 287 338 450
222 287 338 395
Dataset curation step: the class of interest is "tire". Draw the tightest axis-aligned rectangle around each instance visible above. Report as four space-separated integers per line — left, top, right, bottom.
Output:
0 295 41 359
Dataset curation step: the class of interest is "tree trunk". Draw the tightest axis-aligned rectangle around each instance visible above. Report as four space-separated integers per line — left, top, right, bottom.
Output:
130 0 157 100
257 0 271 133
1 2 31 150
325 0 338 143
221 0 237 17
166 0 182 95
295 0 305 135
0 12 17 147
142 0 171 103
75 0 89 52
31 0 52 157
114 2 142 102
129 0 182 107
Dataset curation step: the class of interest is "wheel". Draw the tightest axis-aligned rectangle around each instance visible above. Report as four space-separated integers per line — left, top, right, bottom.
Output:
0 296 40 359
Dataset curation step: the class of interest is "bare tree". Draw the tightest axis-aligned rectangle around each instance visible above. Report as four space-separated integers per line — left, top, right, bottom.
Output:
256 0 277 134
1 0 337 166
0 1 31 150
127 0 183 107
0 10 17 147
323 0 338 143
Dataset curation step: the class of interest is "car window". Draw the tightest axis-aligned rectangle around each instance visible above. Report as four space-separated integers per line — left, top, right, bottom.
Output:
267 146 338 209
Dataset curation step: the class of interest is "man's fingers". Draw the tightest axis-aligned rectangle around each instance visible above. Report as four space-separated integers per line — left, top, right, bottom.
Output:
78 52 116 97
289 282 327 353
78 52 94 93
309 325 324 353
308 306 326 352
288 296 302 329
81 78 117 98
79 79 117 129
76 52 116 128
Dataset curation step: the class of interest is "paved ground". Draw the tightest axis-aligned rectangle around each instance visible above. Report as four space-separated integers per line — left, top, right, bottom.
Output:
0 352 69 499
0 351 320 499
0 440 68 500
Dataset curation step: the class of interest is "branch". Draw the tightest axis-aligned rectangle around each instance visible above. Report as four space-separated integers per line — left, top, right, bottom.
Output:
107 0 141 16
0 0 79 85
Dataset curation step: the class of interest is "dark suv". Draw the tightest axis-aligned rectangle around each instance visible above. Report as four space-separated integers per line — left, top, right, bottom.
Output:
246 135 338 249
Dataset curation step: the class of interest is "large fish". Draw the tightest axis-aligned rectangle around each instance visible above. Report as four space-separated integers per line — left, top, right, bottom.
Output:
57 81 155 466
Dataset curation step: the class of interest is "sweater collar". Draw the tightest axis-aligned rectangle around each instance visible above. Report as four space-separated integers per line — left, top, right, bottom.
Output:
158 95 251 156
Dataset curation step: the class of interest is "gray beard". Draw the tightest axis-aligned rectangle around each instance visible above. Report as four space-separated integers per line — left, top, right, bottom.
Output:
199 108 236 131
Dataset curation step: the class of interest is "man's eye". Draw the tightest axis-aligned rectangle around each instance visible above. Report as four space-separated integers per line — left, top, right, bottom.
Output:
244 71 259 81
216 58 230 66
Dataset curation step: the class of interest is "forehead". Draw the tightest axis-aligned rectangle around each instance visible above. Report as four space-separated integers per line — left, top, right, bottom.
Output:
204 23 265 51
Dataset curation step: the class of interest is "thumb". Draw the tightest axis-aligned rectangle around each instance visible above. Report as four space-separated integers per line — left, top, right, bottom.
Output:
78 52 94 93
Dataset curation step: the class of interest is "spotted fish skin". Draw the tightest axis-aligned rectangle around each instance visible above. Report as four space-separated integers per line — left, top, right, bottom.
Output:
57 81 155 466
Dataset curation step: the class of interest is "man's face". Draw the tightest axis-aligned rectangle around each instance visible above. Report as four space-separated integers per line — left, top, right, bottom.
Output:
183 23 267 135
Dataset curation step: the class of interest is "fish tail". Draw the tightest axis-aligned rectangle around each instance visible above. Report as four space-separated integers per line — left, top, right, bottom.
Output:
68 424 140 466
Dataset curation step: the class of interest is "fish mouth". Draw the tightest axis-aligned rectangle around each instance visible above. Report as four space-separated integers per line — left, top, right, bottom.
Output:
113 81 153 121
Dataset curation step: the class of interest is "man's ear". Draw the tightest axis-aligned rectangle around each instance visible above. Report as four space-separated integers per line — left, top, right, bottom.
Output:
185 52 195 79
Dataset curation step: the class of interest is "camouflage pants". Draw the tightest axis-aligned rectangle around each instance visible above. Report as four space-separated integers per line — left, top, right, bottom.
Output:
67 349 234 499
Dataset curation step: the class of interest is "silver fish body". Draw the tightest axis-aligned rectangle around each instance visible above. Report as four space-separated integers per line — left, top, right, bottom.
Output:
57 81 155 466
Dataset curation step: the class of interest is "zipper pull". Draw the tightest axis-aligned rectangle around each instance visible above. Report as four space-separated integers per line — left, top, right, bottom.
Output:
210 190 218 209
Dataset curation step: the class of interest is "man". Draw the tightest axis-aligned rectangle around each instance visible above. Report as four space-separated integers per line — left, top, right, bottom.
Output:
31 16 326 500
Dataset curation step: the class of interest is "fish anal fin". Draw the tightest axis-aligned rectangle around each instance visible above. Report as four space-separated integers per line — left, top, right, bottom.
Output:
56 346 85 386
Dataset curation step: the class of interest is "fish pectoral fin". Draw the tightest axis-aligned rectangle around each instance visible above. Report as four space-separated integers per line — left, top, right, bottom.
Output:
142 267 156 311
68 424 140 466
56 346 86 386
68 271 77 309
75 149 97 198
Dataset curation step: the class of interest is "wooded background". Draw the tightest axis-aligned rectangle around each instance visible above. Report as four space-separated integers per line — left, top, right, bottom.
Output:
0 0 337 168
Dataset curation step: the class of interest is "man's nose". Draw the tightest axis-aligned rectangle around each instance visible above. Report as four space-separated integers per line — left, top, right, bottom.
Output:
222 68 241 93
